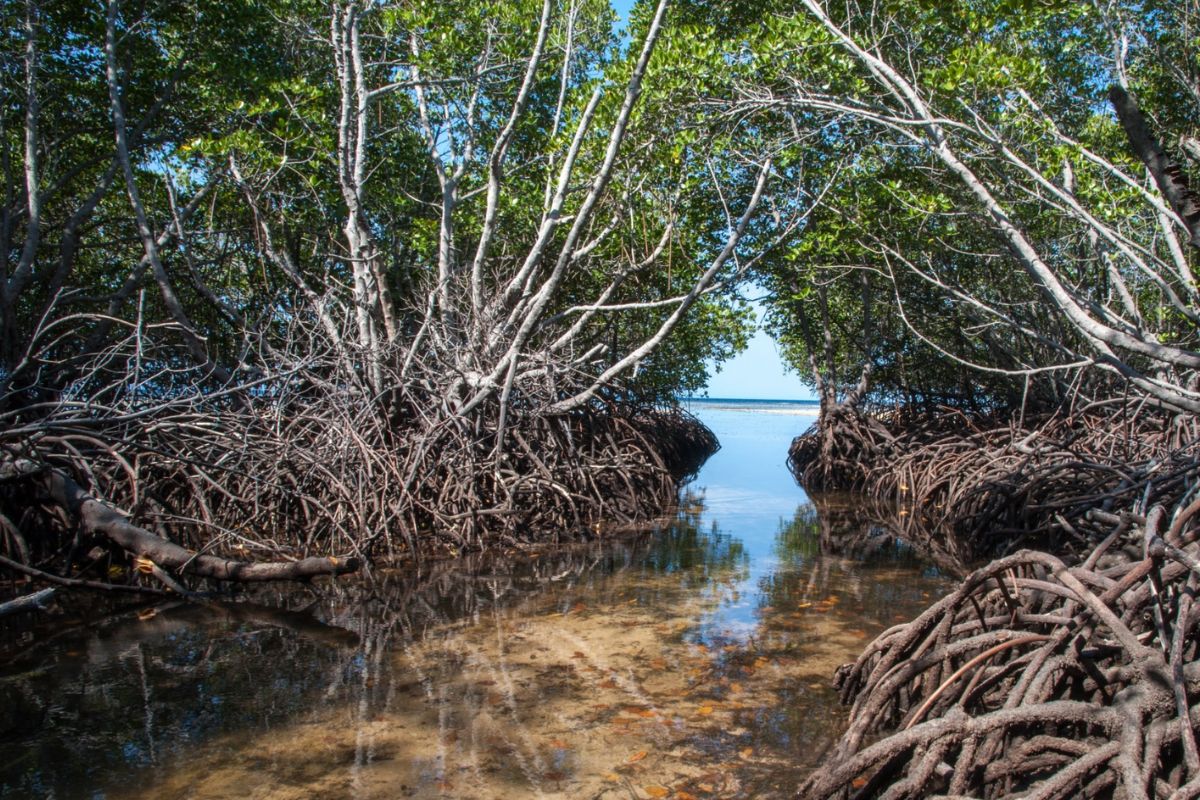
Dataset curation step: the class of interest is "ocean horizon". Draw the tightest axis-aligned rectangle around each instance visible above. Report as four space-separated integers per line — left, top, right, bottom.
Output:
679 396 821 415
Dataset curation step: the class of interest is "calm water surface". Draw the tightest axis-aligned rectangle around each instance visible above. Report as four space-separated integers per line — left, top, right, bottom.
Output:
0 401 948 799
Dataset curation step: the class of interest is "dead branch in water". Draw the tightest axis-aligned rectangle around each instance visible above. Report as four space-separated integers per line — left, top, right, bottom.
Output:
0 588 55 618
3 459 358 582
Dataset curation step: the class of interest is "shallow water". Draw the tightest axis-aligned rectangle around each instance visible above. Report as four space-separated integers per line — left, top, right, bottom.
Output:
0 401 948 799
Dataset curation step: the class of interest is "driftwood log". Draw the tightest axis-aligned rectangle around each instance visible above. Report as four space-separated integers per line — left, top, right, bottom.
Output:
1 457 359 594
0 588 55 618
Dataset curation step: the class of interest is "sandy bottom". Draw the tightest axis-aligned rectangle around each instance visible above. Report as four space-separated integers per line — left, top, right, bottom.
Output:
112 564 926 800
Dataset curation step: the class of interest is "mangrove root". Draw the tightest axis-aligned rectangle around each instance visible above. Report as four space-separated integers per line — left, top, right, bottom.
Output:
800 500 1200 799
790 399 1200 561
1 457 359 590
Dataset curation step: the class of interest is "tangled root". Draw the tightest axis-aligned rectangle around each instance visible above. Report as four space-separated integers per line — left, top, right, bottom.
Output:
787 399 896 491
0 401 712 594
790 399 1200 561
0 323 717 597
800 498 1200 800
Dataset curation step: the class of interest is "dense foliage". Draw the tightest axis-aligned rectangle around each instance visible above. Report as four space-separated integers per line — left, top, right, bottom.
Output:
736 0 1200 412
0 0 773 408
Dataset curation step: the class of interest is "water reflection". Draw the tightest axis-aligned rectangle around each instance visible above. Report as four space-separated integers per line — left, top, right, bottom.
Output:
803 492 974 576
0 602 359 798
0 403 950 799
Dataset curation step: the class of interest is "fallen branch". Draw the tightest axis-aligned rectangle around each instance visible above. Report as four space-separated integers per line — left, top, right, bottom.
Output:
6 459 360 584
0 587 55 617
0 553 166 595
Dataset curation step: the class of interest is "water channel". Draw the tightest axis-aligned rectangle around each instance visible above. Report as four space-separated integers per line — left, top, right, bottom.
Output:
0 400 948 799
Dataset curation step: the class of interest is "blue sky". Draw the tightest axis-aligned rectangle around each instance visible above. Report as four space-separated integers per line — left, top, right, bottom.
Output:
702 302 816 401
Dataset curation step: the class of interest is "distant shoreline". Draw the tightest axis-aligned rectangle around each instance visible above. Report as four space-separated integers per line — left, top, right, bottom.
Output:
680 396 821 416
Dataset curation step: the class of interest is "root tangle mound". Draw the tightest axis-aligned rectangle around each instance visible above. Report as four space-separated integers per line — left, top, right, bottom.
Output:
800 503 1200 800
792 398 1200 798
790 400 1200 562
1 330 717 599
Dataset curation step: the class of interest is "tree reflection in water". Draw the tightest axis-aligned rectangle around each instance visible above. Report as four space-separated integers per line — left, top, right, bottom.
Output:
0 499 947 799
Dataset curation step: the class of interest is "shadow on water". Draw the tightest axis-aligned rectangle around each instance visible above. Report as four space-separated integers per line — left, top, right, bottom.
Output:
802 492 976 577
0 402 953 799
